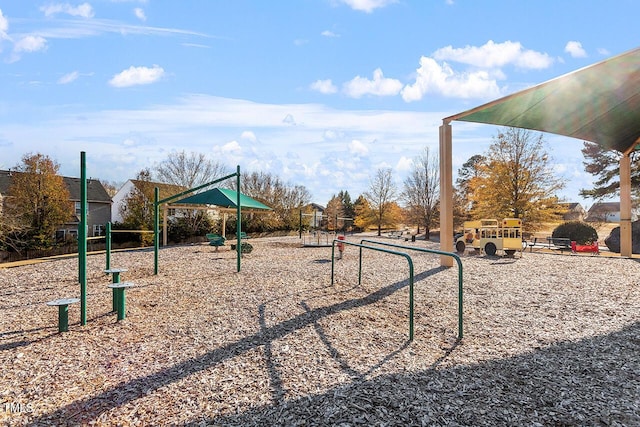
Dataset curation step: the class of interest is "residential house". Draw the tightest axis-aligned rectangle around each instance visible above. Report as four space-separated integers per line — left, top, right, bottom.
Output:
0 170 112 240
586 202 620 222
559 202 587 221
111 179 188 224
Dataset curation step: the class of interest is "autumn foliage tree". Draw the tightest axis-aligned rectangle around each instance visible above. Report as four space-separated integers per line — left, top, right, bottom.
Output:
468 128 564 232
5 153 73 249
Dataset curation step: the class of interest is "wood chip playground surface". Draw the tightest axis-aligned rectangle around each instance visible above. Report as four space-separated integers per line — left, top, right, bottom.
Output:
1 234 639 426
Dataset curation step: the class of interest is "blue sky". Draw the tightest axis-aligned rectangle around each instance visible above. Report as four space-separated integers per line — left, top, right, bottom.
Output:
0 0 638 208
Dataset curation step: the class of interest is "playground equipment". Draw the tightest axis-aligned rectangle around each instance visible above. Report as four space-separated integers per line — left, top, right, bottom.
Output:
455 218 524 257
360 239 463 340
330 238 464 341
299 209 353 247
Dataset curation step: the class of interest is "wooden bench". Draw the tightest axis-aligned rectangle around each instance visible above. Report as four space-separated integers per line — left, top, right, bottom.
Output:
206 233 226 251
47 297 80 332
108 282 135 321
387 231 403 239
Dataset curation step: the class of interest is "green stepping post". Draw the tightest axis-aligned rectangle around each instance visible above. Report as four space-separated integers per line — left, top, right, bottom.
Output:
104 268 127 312
108 282 135 321
47 298 80 332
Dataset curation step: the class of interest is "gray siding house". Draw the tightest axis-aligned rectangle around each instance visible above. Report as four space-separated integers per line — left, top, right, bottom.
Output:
0 170 112 240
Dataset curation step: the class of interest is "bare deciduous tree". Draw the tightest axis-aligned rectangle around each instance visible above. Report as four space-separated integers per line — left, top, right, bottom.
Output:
402 147 439 239
155 150 230 188
365 168 398 236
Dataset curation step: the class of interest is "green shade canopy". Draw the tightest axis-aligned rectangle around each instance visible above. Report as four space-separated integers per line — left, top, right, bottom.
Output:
446 46 640 154
174 187 272 210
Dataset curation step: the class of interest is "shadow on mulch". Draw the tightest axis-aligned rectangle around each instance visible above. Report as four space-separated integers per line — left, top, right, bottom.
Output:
29 267 445 425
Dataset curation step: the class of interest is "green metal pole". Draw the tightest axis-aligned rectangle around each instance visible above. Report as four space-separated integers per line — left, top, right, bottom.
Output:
236 165 241 273
58 304 69 332
154 187 159 275
79 151 87 326
116 289 126 321
105 222 111 271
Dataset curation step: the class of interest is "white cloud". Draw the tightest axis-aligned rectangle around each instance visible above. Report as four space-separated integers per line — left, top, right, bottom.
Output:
433 40 553 69
396 156 413 171
240 131 257 142
0 9 9 40
321 30 339 38
597 47 610 56
349 139 369 156
13 35 47 53
401 56 501 101
217 140 242 155
40 2 95 18
338 0 398 13
108 65 165 87
58 71 79 84
565 41 587 58
343 68 402 98
293 39 308 46
310 79 338 94
134 8 146 21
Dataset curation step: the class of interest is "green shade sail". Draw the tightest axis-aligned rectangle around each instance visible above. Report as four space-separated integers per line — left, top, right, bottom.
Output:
446 46 640 154
174 187 271 210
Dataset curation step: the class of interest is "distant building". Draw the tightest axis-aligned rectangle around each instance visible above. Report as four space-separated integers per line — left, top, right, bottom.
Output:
111 179 188 224
586 202 620 222
0 170 112 240
304 203 325 228
559 202 587 221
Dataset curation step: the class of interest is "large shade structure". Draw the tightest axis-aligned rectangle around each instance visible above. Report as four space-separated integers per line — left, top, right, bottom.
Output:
167 187 272 242
439 47 640 265
173 187 272 210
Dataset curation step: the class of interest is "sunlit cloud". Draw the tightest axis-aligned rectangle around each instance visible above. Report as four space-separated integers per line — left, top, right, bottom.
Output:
108 65 165 87
343 68 402 98
40 2 95 18
134 8 146 21
58 71 79 84
433 40 553 69
565 40 587 58
310 79 338 94
337 0 398 13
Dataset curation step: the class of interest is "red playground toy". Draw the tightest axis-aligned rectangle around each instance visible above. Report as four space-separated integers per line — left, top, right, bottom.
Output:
571 241 599 255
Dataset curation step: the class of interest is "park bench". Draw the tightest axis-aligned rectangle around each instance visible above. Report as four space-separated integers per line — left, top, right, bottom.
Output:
47 297 80 332
529 237 572 252
387 231 403 239
239 231 250 240
206 233 226 251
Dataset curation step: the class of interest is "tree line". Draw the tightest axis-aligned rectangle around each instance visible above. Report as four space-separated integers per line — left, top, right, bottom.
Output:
1 128 626 254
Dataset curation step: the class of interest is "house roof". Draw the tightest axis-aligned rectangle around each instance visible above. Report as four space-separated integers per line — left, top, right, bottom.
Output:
588 202 620 212
127 180 187 201
0 170 111 202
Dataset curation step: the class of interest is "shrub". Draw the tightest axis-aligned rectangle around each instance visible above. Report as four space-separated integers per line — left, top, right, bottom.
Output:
551 221 598 245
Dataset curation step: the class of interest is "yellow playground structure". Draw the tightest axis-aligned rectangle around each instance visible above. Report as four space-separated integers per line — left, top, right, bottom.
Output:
455 218 524 257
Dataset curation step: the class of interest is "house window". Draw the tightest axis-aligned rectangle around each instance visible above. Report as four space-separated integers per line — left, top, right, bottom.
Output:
93 224 104 237
75 201 81 216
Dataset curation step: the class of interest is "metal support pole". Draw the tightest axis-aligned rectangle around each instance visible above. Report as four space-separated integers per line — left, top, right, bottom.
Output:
79 151 87 325
236 165 241 273
154 187 159 275
105 222 111 271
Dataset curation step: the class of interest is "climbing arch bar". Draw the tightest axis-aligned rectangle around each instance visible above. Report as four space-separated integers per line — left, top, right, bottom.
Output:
360 239 463 340
330 239 415 341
